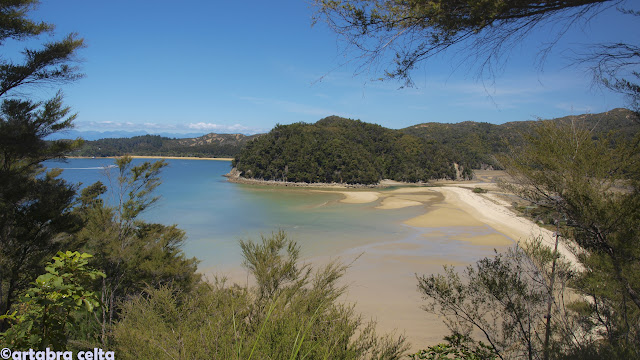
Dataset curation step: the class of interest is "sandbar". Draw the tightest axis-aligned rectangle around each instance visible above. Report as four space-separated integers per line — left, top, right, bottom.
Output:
312 190 381 204
431 187 578 264
404 206 485 227
375 197 423 209
314 188 441 209
311 184 579 351
448 233 513 246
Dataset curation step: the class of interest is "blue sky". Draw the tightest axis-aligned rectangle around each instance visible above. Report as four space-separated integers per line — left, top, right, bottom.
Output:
11 0 640 135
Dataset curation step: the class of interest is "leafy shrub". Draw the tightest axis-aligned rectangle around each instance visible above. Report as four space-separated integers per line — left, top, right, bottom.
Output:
112 231 408 359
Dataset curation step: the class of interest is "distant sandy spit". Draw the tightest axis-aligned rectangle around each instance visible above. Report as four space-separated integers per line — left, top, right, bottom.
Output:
69 156 233 161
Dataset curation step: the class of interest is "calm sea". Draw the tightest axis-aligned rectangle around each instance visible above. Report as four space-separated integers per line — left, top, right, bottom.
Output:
45 158 439 272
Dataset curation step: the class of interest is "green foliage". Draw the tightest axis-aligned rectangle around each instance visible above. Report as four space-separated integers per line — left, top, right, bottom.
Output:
417 240 581 360
233 116 460 184
232 111 638 186
0 0 83 98
409 333 497 360
239 230 306 301
0 0 53 44
312 0 615 87
402 109 639 171
113 155 166 224
0 251 104 350
74 156 200 346
499 119 640 357
0 91 84 326
112 232 408 359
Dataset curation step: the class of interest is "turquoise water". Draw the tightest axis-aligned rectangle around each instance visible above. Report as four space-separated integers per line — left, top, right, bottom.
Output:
45 158 435 270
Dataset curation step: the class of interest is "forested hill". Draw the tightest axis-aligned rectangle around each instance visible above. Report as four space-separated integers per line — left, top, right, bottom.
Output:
401 108 639 170
231 116 471 185
73 132 260 158
232 109 638 185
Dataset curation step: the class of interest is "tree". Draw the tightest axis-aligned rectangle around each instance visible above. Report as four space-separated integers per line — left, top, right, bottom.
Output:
0 0 84 326
409 333 497 360
498 119 640 357
74 156 200 346
0 0 83 97
417 240 583 360
312 0 638 102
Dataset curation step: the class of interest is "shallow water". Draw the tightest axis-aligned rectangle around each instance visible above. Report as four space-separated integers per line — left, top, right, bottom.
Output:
46 158 454 270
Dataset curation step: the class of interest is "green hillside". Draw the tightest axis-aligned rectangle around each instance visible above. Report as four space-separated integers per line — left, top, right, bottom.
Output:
233 109 638 185
232 116 469 184
402 108 639 170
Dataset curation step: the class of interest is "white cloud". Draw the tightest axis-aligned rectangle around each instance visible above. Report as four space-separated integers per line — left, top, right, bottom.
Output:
81 121 139 130
76 120 264 135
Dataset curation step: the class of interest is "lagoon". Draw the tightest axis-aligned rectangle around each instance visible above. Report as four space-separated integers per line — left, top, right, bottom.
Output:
47 158 504 269
47 157 514 348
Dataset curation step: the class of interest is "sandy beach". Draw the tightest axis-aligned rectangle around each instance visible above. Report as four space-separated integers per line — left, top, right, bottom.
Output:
298 182 578 351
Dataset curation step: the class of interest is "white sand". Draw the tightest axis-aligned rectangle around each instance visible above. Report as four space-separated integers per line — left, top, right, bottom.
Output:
430 186 578 265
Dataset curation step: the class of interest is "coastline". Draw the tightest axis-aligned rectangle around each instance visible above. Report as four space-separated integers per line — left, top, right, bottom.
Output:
225 168 434 189
69 155 233 161
225 175 392 188
432 186 578 264
211 176 580 351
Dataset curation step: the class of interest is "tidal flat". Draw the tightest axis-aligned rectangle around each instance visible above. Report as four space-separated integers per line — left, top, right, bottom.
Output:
50 158 564 350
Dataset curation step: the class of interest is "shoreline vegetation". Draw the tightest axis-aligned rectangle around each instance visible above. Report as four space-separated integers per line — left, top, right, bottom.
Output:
224 169 424 188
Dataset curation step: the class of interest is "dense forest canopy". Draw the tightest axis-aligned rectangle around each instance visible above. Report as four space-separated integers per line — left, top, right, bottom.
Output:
233 116 473 185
